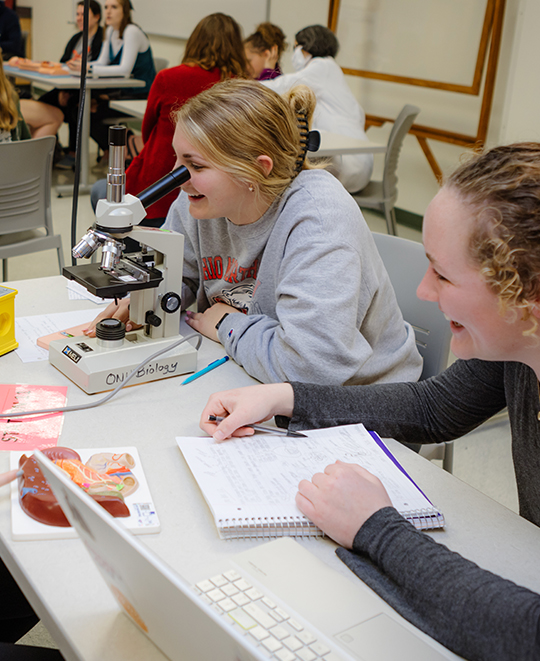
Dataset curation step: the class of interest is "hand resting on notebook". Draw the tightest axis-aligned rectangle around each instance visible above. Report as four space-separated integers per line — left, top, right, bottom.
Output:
296 461 392 548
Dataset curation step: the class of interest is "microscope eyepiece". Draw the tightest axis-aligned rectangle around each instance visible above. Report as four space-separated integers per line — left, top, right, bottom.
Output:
137 166 190 209
108 125 127 147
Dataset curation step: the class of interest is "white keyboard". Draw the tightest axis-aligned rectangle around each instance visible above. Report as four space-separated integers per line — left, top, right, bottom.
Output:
194 569 343 661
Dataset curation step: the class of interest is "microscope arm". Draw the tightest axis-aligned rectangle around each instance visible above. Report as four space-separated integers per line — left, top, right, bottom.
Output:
127 227 185 339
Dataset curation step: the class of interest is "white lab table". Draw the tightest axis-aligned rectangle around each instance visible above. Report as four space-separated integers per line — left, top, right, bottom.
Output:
0 276 539 660
5 66 145 196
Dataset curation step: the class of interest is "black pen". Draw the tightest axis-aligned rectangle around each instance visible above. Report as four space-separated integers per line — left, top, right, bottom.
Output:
208 415 307 438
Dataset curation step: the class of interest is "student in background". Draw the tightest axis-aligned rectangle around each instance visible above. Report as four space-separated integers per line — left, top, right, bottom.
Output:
262 24 372 194
91 13 249 229
86 80 421 387
16 96 63 140
68 0 155 158
200 142 540 661
0 0 23 60
58 0 103 64
244 22 286 81
18 1 102 160
33 0 104 170
0 51 30 142
0 49 59 143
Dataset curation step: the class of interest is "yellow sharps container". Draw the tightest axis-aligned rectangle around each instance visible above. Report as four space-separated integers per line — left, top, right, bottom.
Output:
0 286 18 357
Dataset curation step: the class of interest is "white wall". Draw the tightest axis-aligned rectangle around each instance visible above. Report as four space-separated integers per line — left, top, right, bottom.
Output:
335 0 524 215
23 0 188 64
24 0 540 217
24 0 74 61
499 0 540 144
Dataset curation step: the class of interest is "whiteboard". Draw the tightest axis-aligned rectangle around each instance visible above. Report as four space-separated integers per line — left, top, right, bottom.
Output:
335 0 489 86
130 0 269 40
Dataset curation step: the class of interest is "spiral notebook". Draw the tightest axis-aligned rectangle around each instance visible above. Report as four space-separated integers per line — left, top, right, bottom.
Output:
176 423 444 539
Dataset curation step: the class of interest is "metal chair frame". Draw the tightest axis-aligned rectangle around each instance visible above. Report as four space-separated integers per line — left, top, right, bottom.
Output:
354 105 420 235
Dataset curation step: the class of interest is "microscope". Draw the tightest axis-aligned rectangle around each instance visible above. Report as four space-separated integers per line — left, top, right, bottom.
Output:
48 126 198 394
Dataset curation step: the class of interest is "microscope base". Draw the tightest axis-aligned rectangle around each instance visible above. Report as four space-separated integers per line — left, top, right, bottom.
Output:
48 331 198 394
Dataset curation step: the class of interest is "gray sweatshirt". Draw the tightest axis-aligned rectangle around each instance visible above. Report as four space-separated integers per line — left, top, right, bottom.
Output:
283 359 540 660
163 169 422 385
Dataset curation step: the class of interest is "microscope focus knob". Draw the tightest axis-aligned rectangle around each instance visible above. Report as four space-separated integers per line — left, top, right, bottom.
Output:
161 292 181 314
145 311 162 327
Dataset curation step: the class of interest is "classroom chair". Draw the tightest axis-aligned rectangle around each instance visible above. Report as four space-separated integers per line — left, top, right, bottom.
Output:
354 104 420 236
0 136 64 281
153 57 169 74
372 231 454 472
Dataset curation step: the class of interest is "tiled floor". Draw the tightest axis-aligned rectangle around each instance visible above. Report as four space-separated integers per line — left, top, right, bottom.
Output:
10 147 517 652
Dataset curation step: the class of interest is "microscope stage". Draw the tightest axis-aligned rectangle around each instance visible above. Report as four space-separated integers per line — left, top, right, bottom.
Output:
63 262 163 299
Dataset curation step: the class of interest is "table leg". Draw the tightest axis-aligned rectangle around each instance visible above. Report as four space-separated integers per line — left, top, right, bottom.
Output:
56 90 92 197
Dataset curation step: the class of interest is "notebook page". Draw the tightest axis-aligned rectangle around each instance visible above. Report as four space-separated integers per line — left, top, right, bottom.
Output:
176 423 433 522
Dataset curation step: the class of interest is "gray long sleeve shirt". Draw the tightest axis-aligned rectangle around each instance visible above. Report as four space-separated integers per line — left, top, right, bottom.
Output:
164 169 422 385
285 358 540 659
339 508 540 661
289 358 540 524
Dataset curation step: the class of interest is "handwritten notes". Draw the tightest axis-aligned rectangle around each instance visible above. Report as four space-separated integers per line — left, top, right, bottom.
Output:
14 309 98 362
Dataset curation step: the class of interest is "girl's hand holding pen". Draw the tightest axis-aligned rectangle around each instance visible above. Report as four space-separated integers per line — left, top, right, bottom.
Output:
208 415 306 438
199 383 295 441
